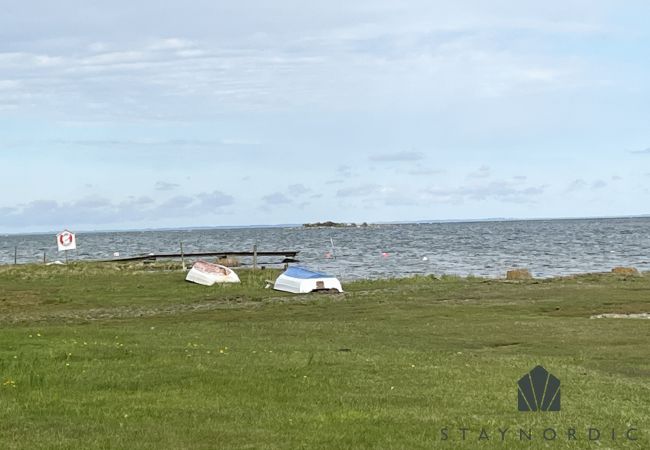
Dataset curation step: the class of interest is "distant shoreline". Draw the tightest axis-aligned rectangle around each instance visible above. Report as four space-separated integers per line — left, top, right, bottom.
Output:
2 214 650 236
302 221 369 228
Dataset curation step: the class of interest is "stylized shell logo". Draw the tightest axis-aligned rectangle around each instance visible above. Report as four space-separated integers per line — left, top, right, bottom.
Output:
518 365 560 412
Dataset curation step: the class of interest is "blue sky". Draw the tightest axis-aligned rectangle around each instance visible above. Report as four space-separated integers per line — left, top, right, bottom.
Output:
2 0 650 232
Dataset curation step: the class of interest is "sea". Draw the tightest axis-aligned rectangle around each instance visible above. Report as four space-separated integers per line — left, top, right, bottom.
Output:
2 217 649 280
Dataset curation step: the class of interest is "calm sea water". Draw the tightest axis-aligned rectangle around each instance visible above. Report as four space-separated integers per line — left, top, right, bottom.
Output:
2 218 649 280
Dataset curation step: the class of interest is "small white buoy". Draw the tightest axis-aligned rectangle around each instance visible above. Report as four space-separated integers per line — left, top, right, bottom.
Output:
422 256 428 261
113 252 120 257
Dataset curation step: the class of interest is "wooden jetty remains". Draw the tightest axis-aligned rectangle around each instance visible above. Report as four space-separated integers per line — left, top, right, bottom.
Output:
104 250 299 265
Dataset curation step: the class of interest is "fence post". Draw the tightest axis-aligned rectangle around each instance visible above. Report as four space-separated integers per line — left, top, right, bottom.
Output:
43 250 47 265
14 246 17 265
180 242 186 270
253 244 257 271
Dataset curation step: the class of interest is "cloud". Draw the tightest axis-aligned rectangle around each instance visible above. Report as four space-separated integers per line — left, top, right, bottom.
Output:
327 165 358 182
287 184 311 195
591 180 607 190
334 177 546 206
157 195 193 210
0 191 234 228
261 192 292 205
630 147 650 154
336 184 382 198
0 33 347 118
155 181 180 191
369 151 424 162
424 180 545 204
196 191 235 209
0 0 611 122
0 2 641 227
565 178 609 192
75 196 112 209
333 182 416 206
565 179 587 192
147 38 196 51
467 165 490 179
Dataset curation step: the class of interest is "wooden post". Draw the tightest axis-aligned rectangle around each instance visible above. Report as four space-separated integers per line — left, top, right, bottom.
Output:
180 242 186 270
65 250 69 265
14 246 17 265
43 250 47 265
253 244 258 271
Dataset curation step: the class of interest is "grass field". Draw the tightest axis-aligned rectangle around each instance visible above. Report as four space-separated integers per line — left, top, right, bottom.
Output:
1 263 649 449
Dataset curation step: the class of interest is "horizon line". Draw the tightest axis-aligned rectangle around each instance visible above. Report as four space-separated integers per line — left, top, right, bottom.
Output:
2 213 649 237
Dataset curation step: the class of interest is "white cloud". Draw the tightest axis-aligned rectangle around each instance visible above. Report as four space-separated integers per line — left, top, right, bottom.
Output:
147 38 196 51
287 184 311 195
0 1 603 122
565 179 587 192
424 180 546 204
467 165 491 179
591 180 607 189
337 184 382 198
0 191 234 228
155 181 180 191
261 192 292 205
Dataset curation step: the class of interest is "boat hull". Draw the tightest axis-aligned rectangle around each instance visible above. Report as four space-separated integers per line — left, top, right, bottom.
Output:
186 261 240 286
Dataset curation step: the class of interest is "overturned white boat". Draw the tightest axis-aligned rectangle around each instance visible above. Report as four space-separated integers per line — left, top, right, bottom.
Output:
186 260 240 286
274 266 343 294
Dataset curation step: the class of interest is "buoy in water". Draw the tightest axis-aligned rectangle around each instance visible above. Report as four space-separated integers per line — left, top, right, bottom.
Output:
382 252 389 258
422 256 428 261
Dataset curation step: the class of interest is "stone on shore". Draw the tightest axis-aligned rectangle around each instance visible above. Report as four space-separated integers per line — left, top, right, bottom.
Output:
611 267 640 276
217 257 240 267
506 269 532 280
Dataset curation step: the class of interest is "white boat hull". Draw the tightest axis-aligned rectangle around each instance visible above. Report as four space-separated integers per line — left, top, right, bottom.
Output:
274 267 343 294
186 261 240 286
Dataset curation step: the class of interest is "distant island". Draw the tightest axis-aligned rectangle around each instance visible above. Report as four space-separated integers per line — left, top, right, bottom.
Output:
303 221 369 228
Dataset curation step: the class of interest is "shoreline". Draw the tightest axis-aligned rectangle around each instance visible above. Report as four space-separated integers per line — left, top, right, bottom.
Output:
0 259 649 282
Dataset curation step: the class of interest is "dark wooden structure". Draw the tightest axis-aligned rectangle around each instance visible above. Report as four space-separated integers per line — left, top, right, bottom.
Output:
104 250 299 263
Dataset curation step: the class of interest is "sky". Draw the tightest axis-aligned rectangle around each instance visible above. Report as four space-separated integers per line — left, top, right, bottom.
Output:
2 0 650 233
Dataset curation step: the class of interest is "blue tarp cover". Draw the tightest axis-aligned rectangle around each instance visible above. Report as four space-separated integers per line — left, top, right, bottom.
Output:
283 266 333 279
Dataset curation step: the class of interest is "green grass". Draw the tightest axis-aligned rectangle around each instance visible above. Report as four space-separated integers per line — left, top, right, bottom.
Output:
0 263 649 449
